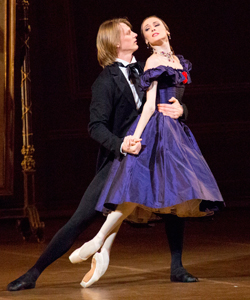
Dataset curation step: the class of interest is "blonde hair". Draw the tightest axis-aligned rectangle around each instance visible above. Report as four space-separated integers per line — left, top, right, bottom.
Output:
97 18 132 68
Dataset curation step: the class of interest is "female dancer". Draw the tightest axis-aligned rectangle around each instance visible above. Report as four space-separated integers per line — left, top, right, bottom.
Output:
69 15 224 287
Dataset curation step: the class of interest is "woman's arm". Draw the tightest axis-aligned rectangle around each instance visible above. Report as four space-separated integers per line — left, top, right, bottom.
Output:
133 80 158 139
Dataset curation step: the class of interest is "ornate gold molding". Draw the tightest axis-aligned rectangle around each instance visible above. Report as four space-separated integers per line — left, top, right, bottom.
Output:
0 0 15 195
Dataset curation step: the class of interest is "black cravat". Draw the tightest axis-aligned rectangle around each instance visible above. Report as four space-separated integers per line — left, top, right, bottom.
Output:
116 62 144 102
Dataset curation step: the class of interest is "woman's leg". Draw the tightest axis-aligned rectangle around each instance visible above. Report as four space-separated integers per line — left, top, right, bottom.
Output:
80 224 121 287
69 202 137 263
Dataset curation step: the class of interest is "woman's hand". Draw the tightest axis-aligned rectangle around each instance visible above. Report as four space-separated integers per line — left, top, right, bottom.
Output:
122 135 142 155
157 97 183 119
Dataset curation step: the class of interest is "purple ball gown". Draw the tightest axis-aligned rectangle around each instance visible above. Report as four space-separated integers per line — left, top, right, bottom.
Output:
95 55 224 218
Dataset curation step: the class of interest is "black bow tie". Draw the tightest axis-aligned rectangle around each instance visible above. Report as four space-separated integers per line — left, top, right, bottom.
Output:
116 62 143 82
116 61 144 104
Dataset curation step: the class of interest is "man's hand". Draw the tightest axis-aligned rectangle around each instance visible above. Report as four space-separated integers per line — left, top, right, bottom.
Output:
122 135 142 155
157 97 183 119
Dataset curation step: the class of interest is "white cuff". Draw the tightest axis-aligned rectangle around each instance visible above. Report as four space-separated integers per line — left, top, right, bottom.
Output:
120 142 127 156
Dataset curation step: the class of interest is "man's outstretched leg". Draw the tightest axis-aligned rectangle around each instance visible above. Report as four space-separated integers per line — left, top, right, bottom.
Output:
163 214 199 283
7 163 111 291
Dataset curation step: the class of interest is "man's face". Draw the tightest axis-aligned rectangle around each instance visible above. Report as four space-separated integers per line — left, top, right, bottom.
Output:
118 23 138 54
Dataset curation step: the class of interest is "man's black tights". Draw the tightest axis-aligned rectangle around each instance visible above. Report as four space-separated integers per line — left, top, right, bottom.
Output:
23 163 112 281
163 214 185 272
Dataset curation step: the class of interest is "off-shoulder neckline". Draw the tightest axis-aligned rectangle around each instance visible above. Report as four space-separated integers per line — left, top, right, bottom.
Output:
143 64 184 74
144 55 189 73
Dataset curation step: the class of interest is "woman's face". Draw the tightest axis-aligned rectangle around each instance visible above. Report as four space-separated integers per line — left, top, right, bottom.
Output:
141 17 169 46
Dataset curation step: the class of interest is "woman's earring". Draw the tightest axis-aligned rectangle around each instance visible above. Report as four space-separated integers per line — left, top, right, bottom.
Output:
146 43 150 49
168 34 171 40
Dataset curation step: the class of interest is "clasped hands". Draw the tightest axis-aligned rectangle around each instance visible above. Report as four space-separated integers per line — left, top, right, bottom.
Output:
122 135 142 155
122 97 183 155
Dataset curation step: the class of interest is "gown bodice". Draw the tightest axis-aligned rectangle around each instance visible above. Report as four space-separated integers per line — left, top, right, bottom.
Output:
157 85 185 104
140 55 192 104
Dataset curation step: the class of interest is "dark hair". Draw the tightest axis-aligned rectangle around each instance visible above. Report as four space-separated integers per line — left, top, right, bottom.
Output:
141 15 174 53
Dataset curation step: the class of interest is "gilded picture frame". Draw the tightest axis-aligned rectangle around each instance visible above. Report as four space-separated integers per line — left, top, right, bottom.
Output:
0 0 15 195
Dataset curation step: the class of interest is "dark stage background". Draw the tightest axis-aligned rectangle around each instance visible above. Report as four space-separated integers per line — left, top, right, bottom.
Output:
2 0 250 215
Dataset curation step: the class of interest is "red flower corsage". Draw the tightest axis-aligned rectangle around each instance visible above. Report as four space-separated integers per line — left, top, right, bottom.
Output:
182 71 188 84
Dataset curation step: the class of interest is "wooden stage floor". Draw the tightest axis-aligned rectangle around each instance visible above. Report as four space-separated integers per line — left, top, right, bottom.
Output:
0 207 250 300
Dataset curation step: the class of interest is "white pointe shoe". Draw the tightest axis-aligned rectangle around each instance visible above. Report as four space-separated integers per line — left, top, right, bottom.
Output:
80 249 110 288
69 239 102 264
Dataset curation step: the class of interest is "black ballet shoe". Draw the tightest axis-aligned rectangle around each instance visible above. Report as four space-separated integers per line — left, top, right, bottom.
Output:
170 267 199 283
7 273 36 291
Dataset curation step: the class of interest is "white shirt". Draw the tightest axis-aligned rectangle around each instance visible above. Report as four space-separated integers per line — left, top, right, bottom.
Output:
115 56 142 110
116 56 142 155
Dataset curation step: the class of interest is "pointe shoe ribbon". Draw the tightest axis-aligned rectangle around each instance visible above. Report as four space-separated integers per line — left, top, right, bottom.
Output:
80 249 110 288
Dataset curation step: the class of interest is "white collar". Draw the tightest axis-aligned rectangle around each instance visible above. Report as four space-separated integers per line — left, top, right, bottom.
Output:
115 56 137 67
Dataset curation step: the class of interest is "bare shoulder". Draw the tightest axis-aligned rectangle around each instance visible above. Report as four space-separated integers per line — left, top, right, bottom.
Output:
144 54 160 71
174 55 181 64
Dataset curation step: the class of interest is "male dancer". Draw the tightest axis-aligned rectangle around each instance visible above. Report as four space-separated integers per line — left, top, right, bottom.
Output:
7 18 196 292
